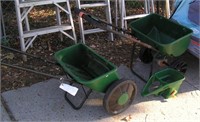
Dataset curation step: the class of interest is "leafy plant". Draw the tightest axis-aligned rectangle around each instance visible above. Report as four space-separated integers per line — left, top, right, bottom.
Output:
0 37 10 46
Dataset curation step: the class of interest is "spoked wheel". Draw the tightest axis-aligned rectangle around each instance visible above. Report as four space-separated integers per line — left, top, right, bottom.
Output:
170 58 187 74
103 79 137 115
139 47 153 64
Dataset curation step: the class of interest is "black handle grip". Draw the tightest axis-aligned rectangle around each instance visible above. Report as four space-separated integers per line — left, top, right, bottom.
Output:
74 8 101 26
74 7 84 16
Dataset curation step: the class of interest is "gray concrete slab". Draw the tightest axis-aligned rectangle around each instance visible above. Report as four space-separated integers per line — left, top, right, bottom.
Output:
1 53 200 122
1 101 11 122
184 52 199 89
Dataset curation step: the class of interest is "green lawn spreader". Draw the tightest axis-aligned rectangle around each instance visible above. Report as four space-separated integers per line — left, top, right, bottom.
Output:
1 9 193 115
73 8 193 113
128 13 192 99
54 43 137 115
1 42 137 115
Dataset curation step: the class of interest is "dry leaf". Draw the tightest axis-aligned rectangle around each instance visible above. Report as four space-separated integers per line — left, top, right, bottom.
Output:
5 53 14 60
121 114 132 122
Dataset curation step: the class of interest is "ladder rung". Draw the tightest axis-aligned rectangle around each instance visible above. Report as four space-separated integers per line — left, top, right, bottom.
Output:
80 3 107 8
124 14 149 20
23 24 72 38
19 0 67 8
84 28 106 35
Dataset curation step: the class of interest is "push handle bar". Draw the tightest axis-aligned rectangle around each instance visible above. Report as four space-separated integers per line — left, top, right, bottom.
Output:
74 8 158 52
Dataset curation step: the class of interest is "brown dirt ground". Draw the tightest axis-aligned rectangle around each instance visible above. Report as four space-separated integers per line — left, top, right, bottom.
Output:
1 32 134 92
1 1 166 92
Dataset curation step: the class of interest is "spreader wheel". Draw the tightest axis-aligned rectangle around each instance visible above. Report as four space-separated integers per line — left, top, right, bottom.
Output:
103 79 137 115
170 59 187 74
139 47 153 64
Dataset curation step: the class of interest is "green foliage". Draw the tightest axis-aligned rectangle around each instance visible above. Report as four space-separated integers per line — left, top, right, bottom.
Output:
1 37 10 46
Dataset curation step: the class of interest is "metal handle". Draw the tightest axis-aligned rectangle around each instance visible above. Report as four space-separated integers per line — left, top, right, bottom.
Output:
74 8 158 52
1 45 56 64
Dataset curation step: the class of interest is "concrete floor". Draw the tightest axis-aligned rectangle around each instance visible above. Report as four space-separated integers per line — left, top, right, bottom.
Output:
1 52 200 122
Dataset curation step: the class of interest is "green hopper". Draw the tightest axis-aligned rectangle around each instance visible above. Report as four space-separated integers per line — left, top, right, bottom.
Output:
141 68 185 98
54 43 137 115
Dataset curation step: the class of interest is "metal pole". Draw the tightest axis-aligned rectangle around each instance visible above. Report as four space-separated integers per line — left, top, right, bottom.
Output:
165 0 170 18
0 2 6 39
151 0 155 13
75 0 85 43
55 4 63 42
144 0 148 13
66 0 77 43
105 0 114 41
120 0 125 30
1 45 56 64
21 0 31 48
115 0 118 27
23 9 30 33
14 0 27 61
1 62 65 81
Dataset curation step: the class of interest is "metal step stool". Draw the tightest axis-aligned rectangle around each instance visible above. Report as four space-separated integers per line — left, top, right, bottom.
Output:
75 0 114 44
118 0 155 30
14 0 77 60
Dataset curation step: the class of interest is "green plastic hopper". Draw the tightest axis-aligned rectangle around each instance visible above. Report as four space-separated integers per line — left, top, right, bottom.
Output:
141 68 185 98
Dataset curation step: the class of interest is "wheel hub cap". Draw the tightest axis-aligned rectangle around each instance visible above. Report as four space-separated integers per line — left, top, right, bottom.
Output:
117 93 129 105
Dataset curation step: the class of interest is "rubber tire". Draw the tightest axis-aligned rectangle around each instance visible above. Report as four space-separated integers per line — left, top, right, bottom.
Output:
103 79 137 115
139 47 153 64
